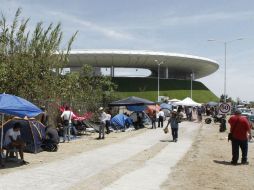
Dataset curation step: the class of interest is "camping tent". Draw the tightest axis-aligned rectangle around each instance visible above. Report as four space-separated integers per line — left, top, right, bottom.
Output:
0 94 43 151
111 113 132 129
174 97 201 107
2 118 46 153
160 103 172 110
109 96 155 106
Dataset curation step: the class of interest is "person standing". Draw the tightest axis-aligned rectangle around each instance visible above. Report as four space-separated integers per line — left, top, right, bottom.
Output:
61 106 73 142
166 109 181 142
151 110 157 129
98 107 107 139
158 109 165 128
228 109 252 165
105 111 111 134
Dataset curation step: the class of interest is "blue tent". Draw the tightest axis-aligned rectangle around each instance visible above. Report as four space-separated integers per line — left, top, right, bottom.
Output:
2 118 46 153
0 94 43 150
160 103 172 110
0 94 42 118
111 113 132 129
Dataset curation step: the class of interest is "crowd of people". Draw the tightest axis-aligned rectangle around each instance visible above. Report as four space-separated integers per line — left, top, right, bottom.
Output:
1 102 253 167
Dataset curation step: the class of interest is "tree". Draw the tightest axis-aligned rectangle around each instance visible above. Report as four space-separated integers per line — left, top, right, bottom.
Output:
0 8 77 101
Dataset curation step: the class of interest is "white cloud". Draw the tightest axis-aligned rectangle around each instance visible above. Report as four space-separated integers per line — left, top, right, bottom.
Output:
47 11 134 40
162 11 254 26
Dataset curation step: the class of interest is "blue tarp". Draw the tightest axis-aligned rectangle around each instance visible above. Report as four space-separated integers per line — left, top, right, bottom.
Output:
111 113 132 129
160 103 172 110
127 105 146 112
0 94 42 118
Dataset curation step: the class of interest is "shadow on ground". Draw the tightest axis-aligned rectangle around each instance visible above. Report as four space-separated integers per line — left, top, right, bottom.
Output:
213 160 235 165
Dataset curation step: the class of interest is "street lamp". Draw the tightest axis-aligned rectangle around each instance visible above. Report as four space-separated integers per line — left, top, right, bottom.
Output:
208 38 244 102
190 72 194 99
155 60 164 102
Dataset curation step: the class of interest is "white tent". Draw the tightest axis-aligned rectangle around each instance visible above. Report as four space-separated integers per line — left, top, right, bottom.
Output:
168 98 181 103
174 97 201 107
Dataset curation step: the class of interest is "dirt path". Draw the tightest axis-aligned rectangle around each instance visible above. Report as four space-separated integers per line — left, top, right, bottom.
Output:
0 122 200 190
161 121 254 190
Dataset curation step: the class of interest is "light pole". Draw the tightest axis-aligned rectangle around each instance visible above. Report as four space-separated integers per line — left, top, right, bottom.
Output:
190 72 194 99
155 60 164 102
208 38 244 102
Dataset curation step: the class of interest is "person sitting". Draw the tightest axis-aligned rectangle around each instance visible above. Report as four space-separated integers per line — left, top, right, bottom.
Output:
4 122 28 165
42 126 60 152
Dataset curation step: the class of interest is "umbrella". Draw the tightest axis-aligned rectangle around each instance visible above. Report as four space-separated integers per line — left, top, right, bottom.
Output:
0 94 42 150
109 96 155 106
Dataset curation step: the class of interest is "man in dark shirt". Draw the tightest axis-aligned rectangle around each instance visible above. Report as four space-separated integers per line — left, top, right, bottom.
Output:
42 126 59 151
228 109 252 165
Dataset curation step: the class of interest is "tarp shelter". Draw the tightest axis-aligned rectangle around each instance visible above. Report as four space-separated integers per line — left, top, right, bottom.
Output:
109 96 155 106
126 105 146 112
111 113 132 129
0 94 43 151
2 118 46 153
0 94 42 118
160 103 172 110
174 97 201 107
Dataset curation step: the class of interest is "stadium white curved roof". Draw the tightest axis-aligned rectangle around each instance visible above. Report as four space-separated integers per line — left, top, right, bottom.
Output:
67 49 219 79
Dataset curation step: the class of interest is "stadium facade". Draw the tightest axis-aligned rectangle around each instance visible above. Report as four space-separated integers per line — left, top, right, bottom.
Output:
67 49 219 80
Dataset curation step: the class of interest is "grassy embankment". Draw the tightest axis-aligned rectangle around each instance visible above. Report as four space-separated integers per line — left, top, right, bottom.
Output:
112 77 219 103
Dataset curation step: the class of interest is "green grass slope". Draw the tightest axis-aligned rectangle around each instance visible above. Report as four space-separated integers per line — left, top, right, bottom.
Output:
112 77 219 103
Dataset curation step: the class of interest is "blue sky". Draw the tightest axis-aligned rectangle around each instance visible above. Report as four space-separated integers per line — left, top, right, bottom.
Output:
2 0 254 101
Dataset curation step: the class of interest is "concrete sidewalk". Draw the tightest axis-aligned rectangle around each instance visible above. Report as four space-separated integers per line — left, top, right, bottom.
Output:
0 122 200 190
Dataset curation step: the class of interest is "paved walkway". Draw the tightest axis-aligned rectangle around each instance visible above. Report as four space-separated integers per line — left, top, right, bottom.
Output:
0 122 200 190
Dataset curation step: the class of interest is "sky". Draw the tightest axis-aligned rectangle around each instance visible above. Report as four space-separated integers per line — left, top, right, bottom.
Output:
1 0 254 101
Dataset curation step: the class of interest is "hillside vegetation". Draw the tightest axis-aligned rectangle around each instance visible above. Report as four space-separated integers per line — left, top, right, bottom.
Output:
112 77 219 103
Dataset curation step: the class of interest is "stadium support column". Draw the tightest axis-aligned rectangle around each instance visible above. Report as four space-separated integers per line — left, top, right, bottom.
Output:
111 66 114 77
165 67 168 79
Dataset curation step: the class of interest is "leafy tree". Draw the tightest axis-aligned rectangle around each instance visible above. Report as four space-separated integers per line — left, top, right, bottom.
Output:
0 8 77 101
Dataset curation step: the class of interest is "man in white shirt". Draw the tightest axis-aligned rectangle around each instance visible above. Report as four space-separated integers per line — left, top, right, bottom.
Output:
158 109 165 128
4 122 28 165
61 106 74 142
98 107 107 139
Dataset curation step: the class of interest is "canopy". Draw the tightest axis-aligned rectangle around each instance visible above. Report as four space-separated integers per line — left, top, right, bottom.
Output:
174 97 201 107
0 94 42 118
126 105 146 112
109 96 155 106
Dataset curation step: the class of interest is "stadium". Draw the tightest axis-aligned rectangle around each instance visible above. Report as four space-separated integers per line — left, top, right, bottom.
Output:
67 49 219 80
67 49 219 102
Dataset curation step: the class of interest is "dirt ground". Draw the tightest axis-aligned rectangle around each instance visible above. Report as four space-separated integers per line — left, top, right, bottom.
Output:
162 120 254 190
1 118 254 190
0 128 147 175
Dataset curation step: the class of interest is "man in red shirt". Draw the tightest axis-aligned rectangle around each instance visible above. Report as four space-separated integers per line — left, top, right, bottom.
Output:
228 109 252 165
